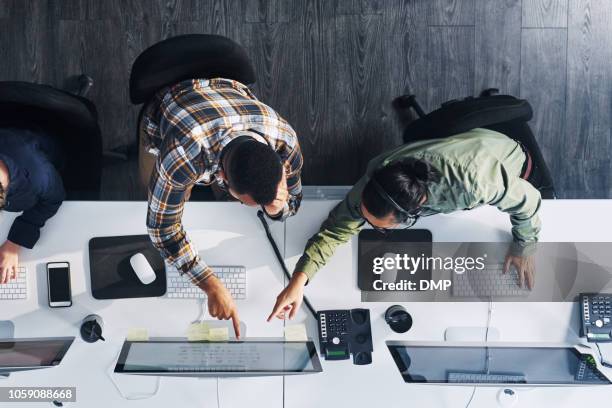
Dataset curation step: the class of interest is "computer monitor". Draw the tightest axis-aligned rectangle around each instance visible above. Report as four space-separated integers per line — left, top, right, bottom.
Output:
114 339 323 377
0 337 75 374
387 341 611 386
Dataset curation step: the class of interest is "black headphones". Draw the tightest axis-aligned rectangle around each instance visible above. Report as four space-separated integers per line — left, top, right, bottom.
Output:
369 177 420 217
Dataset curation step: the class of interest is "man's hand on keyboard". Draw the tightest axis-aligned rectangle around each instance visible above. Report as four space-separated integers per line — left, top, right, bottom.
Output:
201 275 241 338
503 253 535 290
0 240 20 284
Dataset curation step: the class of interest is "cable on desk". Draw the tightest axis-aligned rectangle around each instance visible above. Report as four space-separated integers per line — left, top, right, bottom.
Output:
257 210 318 320
466 298 494 408
107 346 161 400
464 387 477 408
192 298 205 323
595 343 612 368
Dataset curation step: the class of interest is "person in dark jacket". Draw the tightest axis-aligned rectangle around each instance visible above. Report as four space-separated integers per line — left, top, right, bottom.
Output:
0 126 65 284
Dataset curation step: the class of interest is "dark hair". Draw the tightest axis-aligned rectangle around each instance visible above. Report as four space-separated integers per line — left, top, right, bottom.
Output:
361 158 441 222
226 141 283 205
0 181 4 210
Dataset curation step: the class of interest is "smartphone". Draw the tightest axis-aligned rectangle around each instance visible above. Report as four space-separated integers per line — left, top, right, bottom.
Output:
47 262 72 308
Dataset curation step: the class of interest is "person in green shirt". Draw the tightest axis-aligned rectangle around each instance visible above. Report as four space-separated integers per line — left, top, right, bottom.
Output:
268 128 542 320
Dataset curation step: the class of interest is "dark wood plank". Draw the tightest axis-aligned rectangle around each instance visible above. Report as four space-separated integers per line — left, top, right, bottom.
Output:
158 0 202 21
381 0 428 129
53 19 131 150
332 13 389 183
100 158 146 200
244 0 292 23
556 159 610 198
522 0 568 28
520 28 567 173
474 0 521 96
0 0 12 18
335 0 383 15
426 26 475 110
49 0 104 20
2 0 50 83
427 0 475 26
564 0 612 160
285 0 336 185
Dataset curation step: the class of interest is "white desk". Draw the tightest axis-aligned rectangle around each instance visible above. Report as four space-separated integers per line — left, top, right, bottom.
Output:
284 200 612 408
0 202 286 408
2 200 612 407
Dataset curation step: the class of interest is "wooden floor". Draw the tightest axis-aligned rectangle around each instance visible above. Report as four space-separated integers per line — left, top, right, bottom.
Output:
1 0 611 199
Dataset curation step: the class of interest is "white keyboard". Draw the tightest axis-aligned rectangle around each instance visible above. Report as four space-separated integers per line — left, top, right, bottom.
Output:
166 265 246 300
447 372 526 384
452 264 530 298
0 266 27 300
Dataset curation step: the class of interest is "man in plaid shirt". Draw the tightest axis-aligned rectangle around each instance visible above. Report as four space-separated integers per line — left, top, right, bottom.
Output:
143 78 303 337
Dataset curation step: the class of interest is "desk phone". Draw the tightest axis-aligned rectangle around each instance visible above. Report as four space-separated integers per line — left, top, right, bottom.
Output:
580 293 612 342
317 309 373 365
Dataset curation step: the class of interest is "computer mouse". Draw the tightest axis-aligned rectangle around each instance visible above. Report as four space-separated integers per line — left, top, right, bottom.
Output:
496 388 518 407
130 253 156 285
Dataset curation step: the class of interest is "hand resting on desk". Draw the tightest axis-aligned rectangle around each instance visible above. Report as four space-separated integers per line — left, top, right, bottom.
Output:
0 240 20 284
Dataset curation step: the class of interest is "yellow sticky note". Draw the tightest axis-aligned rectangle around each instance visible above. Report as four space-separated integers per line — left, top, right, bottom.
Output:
187 322 210 341
284 324 308 341
127 328 149 341
209 327 229 341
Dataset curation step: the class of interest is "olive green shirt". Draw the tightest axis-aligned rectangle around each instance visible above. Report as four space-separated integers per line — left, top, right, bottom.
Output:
295 128 542 280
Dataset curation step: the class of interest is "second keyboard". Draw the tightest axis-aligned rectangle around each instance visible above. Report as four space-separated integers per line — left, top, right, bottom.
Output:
166 265 246 300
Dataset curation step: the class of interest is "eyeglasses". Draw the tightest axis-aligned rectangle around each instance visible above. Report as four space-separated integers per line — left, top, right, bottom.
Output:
356 205 421 235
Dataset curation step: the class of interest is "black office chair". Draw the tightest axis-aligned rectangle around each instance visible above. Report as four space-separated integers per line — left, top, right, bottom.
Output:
394 89 556 199
0 81 102 200
129 34 256 199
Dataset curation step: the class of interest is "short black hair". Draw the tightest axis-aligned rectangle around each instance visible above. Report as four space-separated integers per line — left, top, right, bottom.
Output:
0 181 5 210
361 158 441 222
226 141 283 205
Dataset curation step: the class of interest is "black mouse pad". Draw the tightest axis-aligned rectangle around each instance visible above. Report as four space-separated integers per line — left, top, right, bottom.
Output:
89 235 167 300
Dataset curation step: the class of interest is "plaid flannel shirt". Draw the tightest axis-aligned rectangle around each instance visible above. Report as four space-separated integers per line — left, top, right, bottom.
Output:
145 78 303 285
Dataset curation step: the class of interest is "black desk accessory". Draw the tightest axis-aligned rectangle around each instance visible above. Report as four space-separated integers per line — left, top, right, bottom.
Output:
88 235 166 300
580 293 612 342
317 308 373 365
80 314 105 343
385 305 413 333
257 210 317 319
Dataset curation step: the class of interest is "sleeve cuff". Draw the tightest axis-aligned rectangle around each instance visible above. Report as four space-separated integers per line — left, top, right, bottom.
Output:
181 257 214 286
7 219 40 249
509 241 537 257
294 255 320 282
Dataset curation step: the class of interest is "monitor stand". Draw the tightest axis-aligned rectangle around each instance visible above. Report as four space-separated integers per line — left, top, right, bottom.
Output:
444 326 500 341
444 326 520 408
0 321 14 379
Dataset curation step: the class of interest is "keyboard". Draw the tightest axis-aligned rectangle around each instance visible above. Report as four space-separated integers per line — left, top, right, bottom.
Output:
447 372 527 384
167 343 261 372
0 266 27 300
166 265 246 300
452 263 530 298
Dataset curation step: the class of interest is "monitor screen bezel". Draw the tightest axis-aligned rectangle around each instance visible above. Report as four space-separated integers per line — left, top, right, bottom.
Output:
114 339 323 375
386 341 612 386
0 337 75 370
